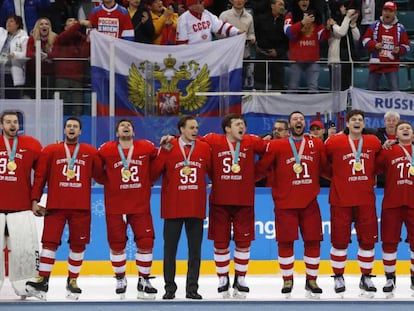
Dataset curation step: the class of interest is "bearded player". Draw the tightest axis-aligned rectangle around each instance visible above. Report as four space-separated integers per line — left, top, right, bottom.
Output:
97 119 158 299
255 111 327 298
0 110 42 298
26 117 103 300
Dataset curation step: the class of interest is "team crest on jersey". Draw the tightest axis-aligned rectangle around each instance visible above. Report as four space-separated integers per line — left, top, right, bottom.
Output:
127 54 211 114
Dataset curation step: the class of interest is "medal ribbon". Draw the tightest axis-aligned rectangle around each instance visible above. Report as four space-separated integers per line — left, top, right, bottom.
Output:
64 142 80 170
3 136 17 162
226 138 240 165
348 136 363 163
399 143 414 167
288 137 306 165
179 139 195 166
117 143 134 170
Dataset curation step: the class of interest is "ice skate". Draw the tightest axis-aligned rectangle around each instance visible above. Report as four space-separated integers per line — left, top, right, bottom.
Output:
25 276 49 301
137 276 157 300
66 277 82 300
410 275 414 297
332 274 346 298
382 273 395 299
115 276 127 299
305 279 322 299
217 275 230 298
359 274 377 298
281 279 293 298
232 275 249 299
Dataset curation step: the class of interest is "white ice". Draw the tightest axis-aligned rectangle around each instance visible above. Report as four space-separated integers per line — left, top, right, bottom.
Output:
1 274 413 302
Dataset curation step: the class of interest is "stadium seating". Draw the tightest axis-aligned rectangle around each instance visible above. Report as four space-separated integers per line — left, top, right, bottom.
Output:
318 65 331 91
397 11 414 36
353 66 370 89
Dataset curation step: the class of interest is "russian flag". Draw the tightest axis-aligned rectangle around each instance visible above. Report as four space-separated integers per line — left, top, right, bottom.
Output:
90 30 245 116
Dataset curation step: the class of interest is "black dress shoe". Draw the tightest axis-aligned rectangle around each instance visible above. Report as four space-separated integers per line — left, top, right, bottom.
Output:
186 291 202 299
162 291 175 299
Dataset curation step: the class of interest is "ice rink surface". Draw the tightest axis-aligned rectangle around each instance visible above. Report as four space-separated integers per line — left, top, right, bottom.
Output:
1 275 414 310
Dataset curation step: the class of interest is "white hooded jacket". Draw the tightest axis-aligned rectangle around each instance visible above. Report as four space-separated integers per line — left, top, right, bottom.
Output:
0 27 28 86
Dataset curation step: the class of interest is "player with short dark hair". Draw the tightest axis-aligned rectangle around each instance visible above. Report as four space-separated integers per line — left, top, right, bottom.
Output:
153 115 211 300
325 109 382 298
0 110 42 298
26 117 103 300
97 118 159 299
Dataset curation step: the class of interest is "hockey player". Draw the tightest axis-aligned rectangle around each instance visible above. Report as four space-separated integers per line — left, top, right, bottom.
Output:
0 110 42 299
97 119 158 299
202 114 266 298
152 116 211 300
255 111 327 299
26 117 103 300
175 0 244 45
89 0 134 41
325 110 382 298
376 120 414 298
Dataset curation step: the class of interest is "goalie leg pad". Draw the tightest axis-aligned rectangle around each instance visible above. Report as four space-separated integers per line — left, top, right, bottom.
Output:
6 211 39 296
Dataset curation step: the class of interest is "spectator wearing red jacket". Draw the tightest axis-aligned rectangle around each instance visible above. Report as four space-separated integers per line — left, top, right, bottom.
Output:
49 18 90 115
362 1 410 91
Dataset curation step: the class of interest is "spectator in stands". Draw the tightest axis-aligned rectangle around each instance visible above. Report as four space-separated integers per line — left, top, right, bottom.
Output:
127 0 155 43
219 0 255 90
366 110 400 187
284 0 334 91
261 119 289 141
328 1 360 91
0 0 51 34
176 0 243 45
0 14 28 99
163 0 186 15
203 0 223 16
49 18 90 116
309 119 332 187
78 0 97 21
358 0 383 37
256 119 289 187
26 17 57 99
147 0 178 45
309 120 325 140
89 0 134 40
253 0 288 90
362 1 410 91
251 0 270 15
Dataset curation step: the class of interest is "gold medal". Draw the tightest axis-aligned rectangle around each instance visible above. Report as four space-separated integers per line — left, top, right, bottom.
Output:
409 166 414 176
231 163 240 173
293 163 303 174
181 166 192 176
7 161 17 171
353 161 362 171
66 169 76 179
121 168 131 179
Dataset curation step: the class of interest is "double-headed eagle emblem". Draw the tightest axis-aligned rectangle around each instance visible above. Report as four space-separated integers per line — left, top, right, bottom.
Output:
127 54 211 113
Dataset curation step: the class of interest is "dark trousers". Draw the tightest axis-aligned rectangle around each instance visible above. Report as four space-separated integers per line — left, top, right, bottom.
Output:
254 51 285 90
163 218 203 294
